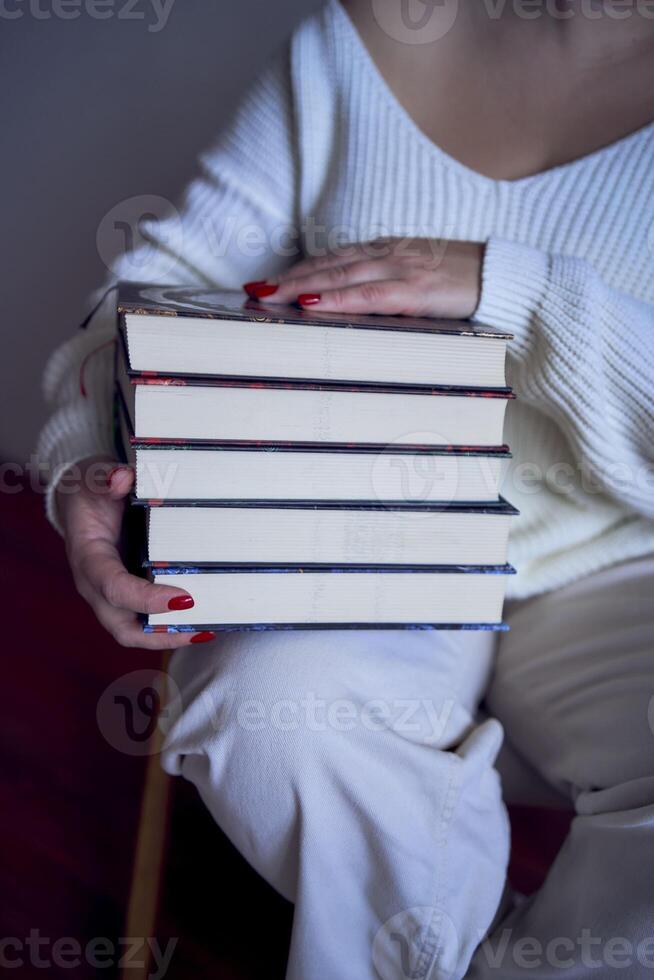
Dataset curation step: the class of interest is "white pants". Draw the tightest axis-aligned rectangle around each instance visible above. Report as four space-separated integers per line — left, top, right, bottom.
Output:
161 556 654 980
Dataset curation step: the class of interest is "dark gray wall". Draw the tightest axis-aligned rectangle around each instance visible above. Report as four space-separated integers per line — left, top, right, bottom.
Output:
1 0 320 463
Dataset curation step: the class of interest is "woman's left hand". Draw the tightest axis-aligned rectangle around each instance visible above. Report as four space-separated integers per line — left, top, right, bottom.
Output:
245 238 485 319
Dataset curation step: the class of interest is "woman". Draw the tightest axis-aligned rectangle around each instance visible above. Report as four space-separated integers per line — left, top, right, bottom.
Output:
38 1 654 976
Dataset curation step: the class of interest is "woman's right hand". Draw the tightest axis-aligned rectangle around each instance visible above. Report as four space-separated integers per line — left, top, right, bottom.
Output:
56 456 215 649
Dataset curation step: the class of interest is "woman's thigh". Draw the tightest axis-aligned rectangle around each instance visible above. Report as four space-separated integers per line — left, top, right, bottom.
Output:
487 555 654 799
163 624 498 768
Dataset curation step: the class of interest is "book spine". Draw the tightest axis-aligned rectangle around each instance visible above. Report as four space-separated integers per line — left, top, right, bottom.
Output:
149 564 516 575
143 622 510 633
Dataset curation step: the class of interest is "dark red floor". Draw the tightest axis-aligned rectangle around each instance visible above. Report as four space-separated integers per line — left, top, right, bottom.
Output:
1 482 569 978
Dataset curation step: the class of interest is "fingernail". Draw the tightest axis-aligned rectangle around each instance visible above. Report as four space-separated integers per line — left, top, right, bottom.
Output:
250 283 279 299
243 280 267 295
298 293 321 306
168 595 195 611
191 631 216 644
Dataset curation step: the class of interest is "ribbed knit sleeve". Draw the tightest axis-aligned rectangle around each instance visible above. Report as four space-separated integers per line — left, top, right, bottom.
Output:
36 49 300 534
475 238 654 518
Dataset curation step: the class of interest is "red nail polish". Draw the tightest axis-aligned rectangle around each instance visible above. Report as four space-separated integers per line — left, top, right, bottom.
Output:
168 595 195 611
243 280 268 295
251 284 279 299
191 631 216 644
298 293 321 306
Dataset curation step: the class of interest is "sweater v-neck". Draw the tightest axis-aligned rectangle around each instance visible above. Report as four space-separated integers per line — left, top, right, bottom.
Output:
329 0 654 190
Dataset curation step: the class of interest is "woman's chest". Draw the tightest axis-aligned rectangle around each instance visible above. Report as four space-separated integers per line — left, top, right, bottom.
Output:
338 2 654 183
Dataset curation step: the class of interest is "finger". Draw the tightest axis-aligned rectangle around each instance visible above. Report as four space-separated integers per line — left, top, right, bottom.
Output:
81 540 194 614
279 243 376 280
90 595 214 649
107 464 135 501
278 238 402 280
266 259 399 305
296 279 427 317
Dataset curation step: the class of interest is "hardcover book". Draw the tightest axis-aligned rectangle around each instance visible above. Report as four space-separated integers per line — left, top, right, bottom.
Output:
139 498 518 567
117 363 512 448
144 565 515 632
117 283 512 389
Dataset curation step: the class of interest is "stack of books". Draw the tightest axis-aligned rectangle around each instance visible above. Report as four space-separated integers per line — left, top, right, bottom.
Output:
114 283 517 632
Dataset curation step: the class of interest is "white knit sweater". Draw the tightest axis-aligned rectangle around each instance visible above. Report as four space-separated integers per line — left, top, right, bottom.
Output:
37 0 654 599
